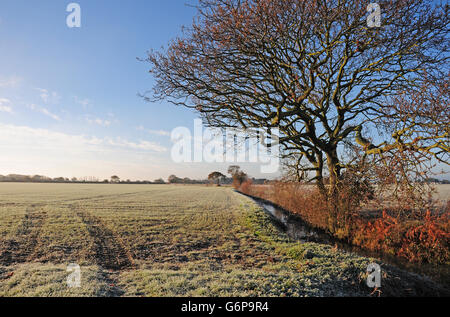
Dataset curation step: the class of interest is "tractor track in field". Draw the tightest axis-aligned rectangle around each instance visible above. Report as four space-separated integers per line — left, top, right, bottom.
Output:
0 204 47 266
53 188 178 206
72 204 135 271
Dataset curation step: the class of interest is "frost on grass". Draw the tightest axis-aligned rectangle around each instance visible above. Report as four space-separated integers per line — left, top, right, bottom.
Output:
0 263 121 297
0 184 447 297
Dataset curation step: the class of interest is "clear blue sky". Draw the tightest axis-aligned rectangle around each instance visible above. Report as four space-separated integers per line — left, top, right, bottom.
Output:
0 0 275 180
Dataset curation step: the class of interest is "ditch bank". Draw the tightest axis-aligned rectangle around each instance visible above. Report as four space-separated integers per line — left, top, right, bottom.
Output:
237 190 450 288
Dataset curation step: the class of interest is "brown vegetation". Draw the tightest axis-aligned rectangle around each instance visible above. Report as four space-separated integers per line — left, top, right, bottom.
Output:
239 181 450 265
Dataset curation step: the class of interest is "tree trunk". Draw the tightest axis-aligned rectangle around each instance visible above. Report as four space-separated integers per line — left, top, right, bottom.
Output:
326 150 341 233
313 154 328 199
327 150 341 194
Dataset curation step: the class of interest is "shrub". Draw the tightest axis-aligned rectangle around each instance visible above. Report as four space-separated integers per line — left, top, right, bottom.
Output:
240 181 330 231
398 212 450 264
240 181 450 264
239 179 253 193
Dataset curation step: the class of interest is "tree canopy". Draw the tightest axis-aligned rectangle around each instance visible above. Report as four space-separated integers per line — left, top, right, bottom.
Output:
110 175 120 183
208 171 226 185
145 0 449 196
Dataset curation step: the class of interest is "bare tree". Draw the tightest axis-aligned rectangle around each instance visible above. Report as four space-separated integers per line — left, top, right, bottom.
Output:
227 165 248 187
145 0 449 200
364 77 449 214
110 175 120 183
208 171 226 185
168 175 182 183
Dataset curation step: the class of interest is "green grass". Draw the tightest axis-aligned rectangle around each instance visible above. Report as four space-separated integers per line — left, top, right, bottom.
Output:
0 183 447 296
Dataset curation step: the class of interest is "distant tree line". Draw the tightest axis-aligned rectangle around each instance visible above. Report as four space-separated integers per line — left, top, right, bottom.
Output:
423 178 450 185
167 174 268 185
0 170 271 185
0 174 166 184
167 166 269 185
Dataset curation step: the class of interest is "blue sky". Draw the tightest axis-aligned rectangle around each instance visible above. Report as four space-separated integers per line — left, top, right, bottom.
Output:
0 0 276 180
1 1 446 181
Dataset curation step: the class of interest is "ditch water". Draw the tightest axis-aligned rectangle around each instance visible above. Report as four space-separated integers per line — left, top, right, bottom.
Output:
241 192 449 286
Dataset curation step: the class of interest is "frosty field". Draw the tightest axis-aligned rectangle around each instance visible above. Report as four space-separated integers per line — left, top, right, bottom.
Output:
0 183 447 296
